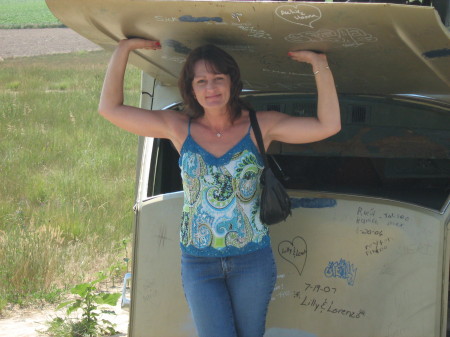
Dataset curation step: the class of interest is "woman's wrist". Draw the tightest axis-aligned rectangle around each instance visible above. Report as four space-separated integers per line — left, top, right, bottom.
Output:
311 54 329 75
313 65 330 75
118 39 133 51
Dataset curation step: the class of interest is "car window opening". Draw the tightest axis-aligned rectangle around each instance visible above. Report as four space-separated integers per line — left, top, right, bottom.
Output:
148 94 450 212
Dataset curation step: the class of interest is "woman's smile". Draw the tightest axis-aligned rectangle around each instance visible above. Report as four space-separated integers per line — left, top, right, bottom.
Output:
206 93 222 100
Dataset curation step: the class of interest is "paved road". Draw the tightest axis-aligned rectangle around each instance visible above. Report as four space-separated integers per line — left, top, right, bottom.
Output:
0 28 102 59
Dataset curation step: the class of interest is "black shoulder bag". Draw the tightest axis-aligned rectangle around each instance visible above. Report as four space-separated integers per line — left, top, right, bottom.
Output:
249 109 292 225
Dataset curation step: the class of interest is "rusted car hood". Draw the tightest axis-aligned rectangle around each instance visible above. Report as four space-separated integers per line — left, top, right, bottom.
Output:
46 0 450 103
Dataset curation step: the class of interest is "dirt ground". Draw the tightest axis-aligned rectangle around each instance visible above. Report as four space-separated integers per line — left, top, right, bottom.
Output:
0 28 128 336
0 28 102 60
0 304 129 337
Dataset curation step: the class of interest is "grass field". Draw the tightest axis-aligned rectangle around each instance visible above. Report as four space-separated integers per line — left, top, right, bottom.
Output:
0 51 141 310
0 0 63 29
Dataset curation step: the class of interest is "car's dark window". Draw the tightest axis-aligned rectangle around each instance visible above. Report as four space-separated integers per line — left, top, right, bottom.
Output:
148 94 450 212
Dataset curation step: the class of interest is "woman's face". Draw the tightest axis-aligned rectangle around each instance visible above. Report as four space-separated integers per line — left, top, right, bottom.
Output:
192 60 231 111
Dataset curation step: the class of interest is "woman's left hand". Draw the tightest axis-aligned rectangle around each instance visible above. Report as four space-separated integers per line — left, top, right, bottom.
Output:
288 50 328 70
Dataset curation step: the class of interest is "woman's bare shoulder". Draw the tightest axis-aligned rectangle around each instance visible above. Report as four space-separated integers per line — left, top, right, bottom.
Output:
159 108 190 125
161 109 191 151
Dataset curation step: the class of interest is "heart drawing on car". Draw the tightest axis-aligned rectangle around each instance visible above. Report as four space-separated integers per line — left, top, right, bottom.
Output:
275 4 322 28
278 236 308 276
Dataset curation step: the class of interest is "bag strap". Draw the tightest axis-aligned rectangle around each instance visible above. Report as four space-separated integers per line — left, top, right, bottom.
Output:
249 108 269 167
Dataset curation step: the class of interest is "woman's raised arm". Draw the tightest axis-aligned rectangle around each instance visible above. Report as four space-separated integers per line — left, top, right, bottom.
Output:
98 39 182 139
262 51 341 146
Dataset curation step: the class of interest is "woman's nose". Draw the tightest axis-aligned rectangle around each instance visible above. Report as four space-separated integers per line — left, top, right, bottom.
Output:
206 81 216 90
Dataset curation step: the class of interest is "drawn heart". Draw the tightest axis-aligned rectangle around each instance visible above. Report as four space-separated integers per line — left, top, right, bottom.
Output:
278 236 307 276
275 4 322 28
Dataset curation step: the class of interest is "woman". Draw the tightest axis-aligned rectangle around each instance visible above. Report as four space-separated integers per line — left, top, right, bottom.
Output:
99 38 340 337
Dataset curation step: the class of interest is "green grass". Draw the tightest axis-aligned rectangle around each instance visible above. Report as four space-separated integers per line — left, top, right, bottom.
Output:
0 51 140 310
0 0 63 29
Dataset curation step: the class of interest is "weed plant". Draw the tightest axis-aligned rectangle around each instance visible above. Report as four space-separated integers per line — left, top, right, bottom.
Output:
0 0 63 29
0 51 140 311
42 272 121 337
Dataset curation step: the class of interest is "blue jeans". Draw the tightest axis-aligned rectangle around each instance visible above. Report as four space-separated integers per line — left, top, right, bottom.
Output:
181 246 277 337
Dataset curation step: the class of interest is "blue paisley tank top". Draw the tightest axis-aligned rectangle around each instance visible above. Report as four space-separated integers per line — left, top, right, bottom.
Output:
179 120 270 257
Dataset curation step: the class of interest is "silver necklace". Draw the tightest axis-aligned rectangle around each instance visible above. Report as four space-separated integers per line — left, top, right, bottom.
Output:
205 120 227 138
211 126 225 138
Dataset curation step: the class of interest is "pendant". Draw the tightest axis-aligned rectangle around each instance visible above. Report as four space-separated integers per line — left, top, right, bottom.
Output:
216 132 222 138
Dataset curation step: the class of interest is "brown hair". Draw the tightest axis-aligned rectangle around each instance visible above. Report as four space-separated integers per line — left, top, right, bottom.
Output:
178 44 250 121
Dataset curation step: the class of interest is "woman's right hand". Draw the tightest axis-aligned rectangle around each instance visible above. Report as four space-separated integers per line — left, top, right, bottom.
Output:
118 38 161 51
99 37 172 139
